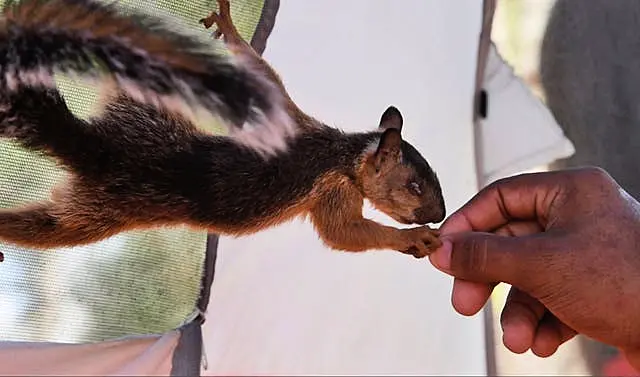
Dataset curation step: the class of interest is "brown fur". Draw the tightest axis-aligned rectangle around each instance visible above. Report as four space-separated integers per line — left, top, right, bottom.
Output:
309 172 441 255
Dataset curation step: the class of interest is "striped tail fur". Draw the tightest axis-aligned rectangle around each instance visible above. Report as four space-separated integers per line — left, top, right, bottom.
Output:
0 0 295 155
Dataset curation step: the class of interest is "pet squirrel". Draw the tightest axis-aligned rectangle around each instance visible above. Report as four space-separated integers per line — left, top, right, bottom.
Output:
0 0 445 262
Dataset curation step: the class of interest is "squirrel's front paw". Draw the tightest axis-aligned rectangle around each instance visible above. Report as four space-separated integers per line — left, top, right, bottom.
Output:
397 226 441 259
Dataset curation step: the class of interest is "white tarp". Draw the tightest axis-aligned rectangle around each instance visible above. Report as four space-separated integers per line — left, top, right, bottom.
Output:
477 44 574 186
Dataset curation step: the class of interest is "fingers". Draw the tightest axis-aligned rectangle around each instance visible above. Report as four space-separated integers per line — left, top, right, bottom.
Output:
531 313 577 358
451 280 576 357
430 232 556 290
500 287 546 354
499 287 577 357
445 221 542 316
440 172 566 236
451 279 496 316
493 221 544 237
452 278 578 358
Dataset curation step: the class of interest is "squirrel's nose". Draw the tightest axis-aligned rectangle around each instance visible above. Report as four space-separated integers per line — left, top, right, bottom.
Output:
414 203 445 224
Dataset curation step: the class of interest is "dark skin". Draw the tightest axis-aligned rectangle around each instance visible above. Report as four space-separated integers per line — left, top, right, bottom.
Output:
428 167 640 369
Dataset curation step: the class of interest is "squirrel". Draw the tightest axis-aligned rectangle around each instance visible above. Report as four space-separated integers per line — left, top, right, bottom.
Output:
0 0 445 262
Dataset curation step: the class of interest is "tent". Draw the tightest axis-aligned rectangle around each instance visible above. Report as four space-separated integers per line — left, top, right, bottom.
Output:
0 0 573 375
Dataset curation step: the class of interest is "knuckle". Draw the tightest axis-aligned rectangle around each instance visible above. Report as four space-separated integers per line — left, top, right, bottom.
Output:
488 175 510 188
567 167 621 200
577 166 614 185
482 178 504 196
455 236 489 276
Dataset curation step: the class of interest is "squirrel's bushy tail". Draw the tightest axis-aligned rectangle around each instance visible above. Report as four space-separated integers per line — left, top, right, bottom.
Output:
0 0 295 155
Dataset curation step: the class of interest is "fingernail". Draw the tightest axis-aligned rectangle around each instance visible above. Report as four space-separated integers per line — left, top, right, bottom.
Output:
430 239 452 272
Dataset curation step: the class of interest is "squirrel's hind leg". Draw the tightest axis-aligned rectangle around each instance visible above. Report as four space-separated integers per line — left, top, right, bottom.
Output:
200 0 317 135
0 193 126 252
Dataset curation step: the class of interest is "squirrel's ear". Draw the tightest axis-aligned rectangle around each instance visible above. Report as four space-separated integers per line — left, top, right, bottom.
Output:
374 128 402 172
378 106 403 133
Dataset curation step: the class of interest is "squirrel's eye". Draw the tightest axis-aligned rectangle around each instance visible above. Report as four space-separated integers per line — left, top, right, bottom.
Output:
407 181 422 196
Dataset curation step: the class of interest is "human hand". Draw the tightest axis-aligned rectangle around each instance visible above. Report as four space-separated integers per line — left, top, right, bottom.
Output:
428 167 640 368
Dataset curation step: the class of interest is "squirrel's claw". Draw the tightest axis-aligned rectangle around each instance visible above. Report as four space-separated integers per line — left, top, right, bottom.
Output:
201 0 236 42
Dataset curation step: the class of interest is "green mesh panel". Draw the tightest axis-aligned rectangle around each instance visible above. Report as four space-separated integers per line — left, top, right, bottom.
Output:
0 0 264 343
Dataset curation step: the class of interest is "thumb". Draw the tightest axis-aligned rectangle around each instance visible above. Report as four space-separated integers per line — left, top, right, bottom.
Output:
430 232 555 290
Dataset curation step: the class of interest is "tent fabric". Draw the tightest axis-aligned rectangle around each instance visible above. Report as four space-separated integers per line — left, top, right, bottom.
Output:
475 43 575 186
471 0 574 187
249 0 279 55
0 331 180 376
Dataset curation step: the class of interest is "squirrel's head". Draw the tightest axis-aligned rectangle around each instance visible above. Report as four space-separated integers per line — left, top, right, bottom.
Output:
358 106 446 225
